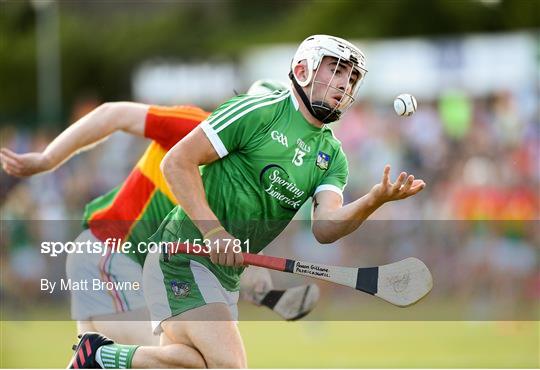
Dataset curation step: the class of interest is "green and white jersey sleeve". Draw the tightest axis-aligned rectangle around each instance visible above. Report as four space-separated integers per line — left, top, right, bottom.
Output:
313 145 349 200
200 90 290 157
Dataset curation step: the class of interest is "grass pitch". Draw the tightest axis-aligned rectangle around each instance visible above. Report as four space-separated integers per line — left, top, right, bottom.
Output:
1 320 538 368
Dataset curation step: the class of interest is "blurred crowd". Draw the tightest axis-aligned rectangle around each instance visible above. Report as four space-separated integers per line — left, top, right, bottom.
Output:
334 88 539 317
1 87 538 319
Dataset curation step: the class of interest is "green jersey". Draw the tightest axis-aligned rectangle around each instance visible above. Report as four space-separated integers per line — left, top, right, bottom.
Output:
156 89 348 290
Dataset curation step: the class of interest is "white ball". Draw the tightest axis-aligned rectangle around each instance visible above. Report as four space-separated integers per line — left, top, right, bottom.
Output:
393 94 417 116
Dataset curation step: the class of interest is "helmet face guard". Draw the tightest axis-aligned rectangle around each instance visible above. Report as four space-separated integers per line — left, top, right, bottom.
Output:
309 56 364 123
290 35 367 124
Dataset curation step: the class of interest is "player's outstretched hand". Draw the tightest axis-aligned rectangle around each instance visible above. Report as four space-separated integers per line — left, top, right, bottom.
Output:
0 148 51 177
369 164 426 206
207 229 244 268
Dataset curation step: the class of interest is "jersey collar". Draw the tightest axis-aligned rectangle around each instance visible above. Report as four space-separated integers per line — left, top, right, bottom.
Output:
289 87 325 132
289 88 299 110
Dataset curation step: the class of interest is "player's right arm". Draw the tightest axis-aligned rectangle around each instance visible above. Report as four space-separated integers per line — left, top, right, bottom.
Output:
160 92 281 267
160 126 245 266
0 102 149 177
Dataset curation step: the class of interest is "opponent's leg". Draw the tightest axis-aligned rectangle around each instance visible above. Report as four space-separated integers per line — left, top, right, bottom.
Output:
240 264 320 320
68 230 156 345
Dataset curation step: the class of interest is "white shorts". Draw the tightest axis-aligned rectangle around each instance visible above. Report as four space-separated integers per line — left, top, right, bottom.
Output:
143 250 239 335
66 229 146 320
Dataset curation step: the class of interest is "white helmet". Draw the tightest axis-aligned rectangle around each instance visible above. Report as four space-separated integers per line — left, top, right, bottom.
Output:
247 79 288 95
290 35 367 123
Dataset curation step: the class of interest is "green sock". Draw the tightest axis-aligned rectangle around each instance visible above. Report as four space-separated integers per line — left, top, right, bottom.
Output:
96 344 138 369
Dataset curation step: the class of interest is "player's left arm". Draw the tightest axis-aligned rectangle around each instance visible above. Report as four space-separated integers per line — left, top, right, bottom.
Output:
312 165 425 244
0 102 148 177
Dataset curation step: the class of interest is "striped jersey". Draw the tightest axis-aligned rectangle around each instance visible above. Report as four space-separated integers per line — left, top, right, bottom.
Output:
155 89 349 290
82 105 209 265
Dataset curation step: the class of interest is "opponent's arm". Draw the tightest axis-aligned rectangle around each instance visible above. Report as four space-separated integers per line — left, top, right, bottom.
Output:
311 165 425 243
0 102 149 177
160 126 244 267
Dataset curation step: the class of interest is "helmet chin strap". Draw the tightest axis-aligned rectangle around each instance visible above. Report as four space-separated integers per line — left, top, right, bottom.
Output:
288 71 341 124
312 102 342 123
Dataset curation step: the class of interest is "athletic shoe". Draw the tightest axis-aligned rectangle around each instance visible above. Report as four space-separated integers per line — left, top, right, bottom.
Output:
67 332 114 369
260 283 320 320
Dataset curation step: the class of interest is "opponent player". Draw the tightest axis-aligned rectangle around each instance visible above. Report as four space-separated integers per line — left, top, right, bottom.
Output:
66 34 426 369
0 81 319 353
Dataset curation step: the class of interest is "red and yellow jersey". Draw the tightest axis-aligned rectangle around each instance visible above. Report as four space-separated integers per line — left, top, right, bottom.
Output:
82 105 210 265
